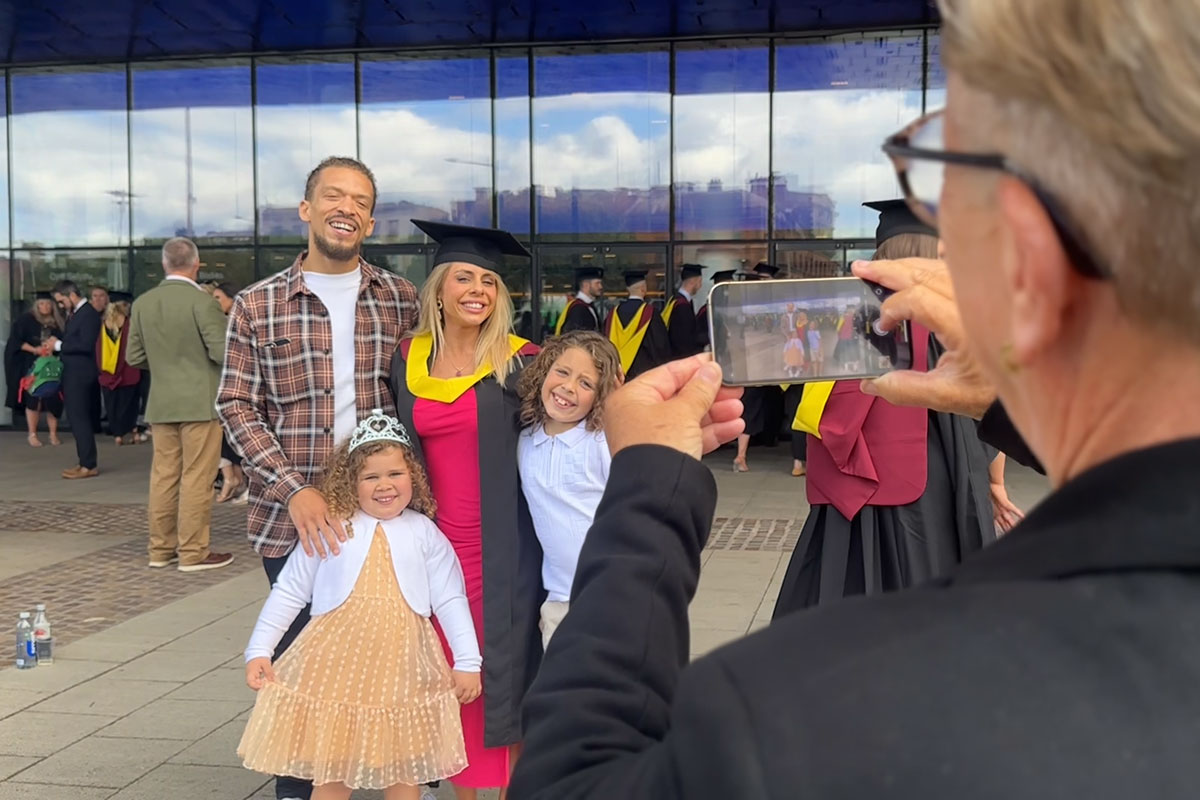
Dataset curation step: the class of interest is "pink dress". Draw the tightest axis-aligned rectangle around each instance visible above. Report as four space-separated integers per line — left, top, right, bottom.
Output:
413 390 511 788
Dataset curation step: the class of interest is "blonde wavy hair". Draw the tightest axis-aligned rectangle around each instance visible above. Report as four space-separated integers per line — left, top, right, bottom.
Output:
319 440 437 526
103 300 131 338
874 233 938 262
939 0 1200 342
518 331 622 433
408 262 518 384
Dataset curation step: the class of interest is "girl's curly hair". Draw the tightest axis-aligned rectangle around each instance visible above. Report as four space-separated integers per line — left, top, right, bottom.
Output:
319 440 437 526
518 330 622 433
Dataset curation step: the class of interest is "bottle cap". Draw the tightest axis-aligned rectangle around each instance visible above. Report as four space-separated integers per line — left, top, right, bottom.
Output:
18 612 29 618
35 604 45 611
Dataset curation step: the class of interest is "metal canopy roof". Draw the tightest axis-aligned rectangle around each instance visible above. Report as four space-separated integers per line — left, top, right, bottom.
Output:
0 0 938 65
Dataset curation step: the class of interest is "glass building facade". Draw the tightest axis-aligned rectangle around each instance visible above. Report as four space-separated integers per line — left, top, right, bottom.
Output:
1 30 942 372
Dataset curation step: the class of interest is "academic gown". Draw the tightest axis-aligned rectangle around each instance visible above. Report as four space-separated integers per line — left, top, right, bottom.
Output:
512 439 1200 799
5 312 63 413
605 298 670 379
665 293 701 360
387 335 544 755
773 330 996 613
556 299 599 334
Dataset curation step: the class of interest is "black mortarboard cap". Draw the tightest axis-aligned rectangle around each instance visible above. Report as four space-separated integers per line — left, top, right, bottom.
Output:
680 264 703 280
411 219 531 273
33 290 53 300
711 270 737 285
753 262 780 277
623 270 648 287
575 267 604 281
109 290 134 303
863 199 937 246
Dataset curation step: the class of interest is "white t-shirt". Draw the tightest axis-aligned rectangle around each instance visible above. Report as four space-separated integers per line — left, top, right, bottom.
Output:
517 421 611 602
302 268 361 444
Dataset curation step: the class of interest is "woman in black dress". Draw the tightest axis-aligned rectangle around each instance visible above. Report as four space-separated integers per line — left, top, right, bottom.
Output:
4 292 64 447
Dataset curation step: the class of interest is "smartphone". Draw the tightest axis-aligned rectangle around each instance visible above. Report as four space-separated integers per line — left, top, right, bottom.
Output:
707 277 912 386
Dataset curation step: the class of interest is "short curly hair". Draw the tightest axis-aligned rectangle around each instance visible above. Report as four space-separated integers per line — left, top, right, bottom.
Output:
518 330 622 433
318 440 436 527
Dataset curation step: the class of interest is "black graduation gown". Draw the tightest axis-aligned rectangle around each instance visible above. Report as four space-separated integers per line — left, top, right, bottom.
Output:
513 440 1200 799
387 340 544 748
559 299 599 334
772 335 996 614
6 313 65 414
979 400 1044 473
695 304 710 352
666 293 700 360
610 298 670 379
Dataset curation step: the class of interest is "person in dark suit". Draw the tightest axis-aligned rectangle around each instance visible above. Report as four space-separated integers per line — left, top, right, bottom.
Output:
664 263 703 359
555 267 603 334
48 279 103 479
510 1 1200 795
603 270 670 379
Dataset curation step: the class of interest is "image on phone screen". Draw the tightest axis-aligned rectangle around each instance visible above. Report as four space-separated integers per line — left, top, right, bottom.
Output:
708 277 912 386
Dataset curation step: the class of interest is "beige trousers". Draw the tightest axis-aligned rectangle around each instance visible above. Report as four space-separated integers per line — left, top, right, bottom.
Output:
539 600 571 651
147 420 223 566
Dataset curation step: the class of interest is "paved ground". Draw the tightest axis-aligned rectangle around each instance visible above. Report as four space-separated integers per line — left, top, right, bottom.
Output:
0 430 1048 799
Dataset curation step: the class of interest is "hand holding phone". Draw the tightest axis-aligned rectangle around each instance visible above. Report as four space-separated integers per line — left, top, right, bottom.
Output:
707 277 913 386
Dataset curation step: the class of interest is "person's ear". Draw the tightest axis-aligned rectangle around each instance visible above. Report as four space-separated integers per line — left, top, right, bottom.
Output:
997 178 1074 367
298 198 312 224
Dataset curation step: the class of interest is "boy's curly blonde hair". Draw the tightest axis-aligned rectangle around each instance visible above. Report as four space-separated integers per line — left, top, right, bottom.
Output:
319 440 437 525
518 330 622 433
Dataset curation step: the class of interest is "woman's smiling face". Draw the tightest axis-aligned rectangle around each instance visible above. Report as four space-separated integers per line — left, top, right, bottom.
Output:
439 262 499 329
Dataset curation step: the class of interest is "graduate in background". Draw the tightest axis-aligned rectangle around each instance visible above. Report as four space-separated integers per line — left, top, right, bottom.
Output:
773 200 1004 613
555 267 603 334
663 264 703 359
388 220 543 798
603 270 670 379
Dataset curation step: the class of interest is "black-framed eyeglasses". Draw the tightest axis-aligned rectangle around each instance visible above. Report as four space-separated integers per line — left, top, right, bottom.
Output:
882 109 1109 280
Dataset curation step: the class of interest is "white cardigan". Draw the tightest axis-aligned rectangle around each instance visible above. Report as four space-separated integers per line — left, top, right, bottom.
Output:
244 509 481 672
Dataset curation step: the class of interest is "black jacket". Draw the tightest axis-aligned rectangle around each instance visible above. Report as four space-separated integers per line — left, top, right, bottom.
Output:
512 440 1200 798
666 293 701 359
59 302 101 379
979 400 1044 474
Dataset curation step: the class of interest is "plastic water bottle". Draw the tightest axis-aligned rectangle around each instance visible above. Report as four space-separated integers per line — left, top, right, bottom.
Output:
32 604 52 665
14 613 35 670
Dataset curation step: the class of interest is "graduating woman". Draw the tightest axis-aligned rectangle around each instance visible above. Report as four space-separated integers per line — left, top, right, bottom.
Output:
388 220 542 800
773 200 1007 614
95 291 144 446
4 291 65 447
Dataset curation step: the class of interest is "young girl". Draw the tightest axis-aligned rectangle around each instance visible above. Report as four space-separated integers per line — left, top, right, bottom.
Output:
783 328 807 378
239 409 482 800
516 331 623 649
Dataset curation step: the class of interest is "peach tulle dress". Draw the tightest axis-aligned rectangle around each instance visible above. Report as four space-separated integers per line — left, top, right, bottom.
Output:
237 526 467 789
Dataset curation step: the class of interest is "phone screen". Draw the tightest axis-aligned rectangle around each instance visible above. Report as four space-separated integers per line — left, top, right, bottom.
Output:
708 277 912 386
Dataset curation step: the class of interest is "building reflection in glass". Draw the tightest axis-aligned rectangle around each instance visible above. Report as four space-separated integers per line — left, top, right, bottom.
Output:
256 56 358 245
674 42 770 240
359 53 493 243
496 52 532 235
131 60 254 245
531 46 670 241
773 33 924 239
10 67 129 248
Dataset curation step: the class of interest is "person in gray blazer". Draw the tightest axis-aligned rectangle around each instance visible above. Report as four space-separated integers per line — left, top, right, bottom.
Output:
127 237 234 573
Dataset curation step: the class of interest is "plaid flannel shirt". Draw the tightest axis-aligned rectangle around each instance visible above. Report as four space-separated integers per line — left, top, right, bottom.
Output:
216 253 418 558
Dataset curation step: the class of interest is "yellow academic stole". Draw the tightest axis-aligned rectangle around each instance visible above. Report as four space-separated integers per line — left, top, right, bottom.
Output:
405 333 530 403
607 303 652 374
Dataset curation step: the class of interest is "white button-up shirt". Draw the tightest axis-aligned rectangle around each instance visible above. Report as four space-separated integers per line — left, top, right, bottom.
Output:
518 421 611 602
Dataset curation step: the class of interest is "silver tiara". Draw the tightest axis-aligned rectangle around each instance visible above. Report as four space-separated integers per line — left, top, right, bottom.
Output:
349 409 413 453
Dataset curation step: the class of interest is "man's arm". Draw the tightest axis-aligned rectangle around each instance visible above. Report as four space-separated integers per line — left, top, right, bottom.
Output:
215 296 307 505
195 296 228 366
125 306 148 369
